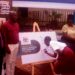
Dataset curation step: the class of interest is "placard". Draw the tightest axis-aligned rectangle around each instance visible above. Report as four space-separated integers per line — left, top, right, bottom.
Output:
19 31 57 64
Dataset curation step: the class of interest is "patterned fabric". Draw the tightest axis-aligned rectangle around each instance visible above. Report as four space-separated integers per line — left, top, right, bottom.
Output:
62 24 75 40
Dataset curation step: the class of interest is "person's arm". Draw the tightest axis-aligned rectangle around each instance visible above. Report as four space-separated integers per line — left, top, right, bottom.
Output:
61 24 73 39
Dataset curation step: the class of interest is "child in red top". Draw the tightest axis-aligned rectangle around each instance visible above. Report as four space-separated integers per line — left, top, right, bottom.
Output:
44 36 75 74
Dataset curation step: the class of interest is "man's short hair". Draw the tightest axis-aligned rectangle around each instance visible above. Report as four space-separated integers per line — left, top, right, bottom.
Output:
9 10 16 14
44 36 51 43
8 10 17 17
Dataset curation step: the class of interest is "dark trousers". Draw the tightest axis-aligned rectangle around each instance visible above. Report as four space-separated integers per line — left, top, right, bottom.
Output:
0 55 3 75
0 48 5 75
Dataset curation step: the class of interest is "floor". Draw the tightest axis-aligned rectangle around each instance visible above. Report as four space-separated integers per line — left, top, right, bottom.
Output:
15 63 54 75
2 58 75 75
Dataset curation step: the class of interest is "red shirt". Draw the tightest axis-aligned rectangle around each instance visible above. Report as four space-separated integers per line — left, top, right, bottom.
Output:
1 21 19 44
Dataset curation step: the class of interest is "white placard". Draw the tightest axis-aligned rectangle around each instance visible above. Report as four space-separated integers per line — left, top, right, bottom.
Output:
19 31 57 64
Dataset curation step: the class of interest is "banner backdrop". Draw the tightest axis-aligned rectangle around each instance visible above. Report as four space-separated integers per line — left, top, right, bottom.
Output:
12 0 75 10
19 31 57 64
13 0 75 4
